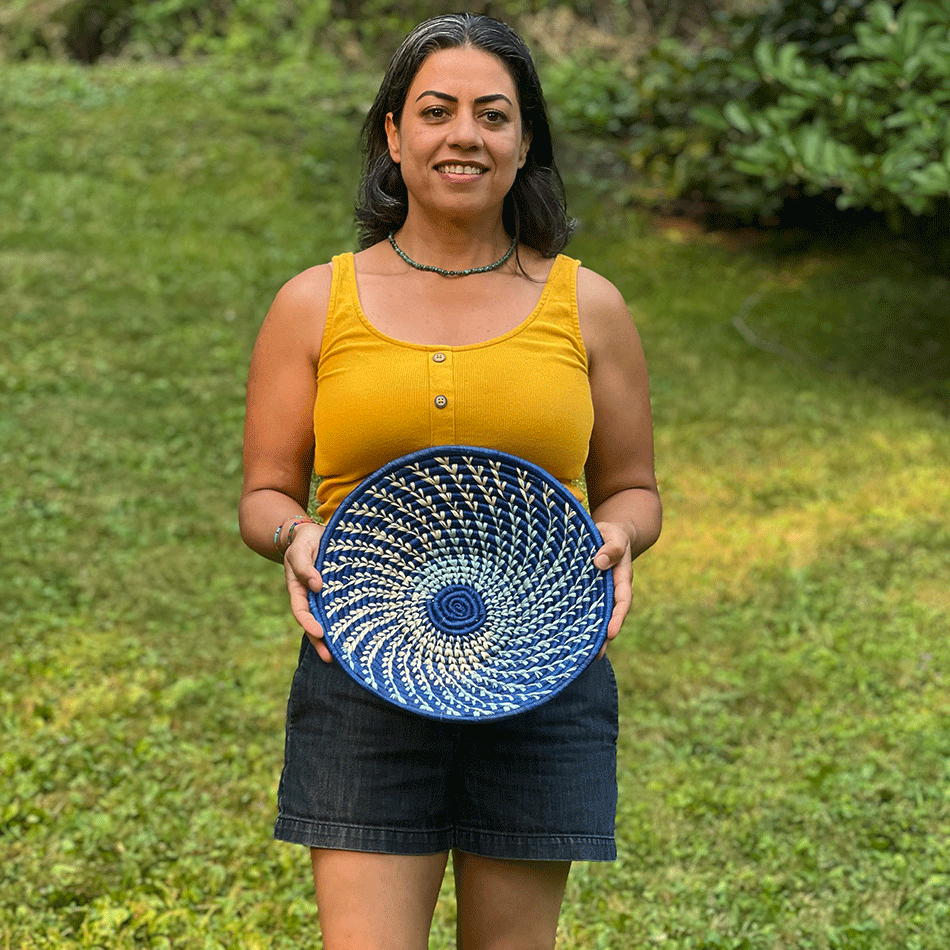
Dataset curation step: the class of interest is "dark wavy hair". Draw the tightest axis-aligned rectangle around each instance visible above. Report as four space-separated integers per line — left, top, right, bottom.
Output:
355 13 574 259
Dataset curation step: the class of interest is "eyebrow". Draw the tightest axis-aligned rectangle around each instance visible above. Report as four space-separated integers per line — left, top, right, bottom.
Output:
415 90 514 106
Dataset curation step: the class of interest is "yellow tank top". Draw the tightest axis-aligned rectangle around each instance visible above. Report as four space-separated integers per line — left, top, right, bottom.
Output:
313 252 594 521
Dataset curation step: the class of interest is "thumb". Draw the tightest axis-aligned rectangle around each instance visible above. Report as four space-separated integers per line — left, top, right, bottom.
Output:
593 522 629 570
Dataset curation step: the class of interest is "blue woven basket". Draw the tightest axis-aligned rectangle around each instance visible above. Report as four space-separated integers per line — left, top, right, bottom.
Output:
308 446 612 721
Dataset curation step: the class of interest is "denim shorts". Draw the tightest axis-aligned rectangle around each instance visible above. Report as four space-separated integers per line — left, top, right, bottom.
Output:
274 636 619 861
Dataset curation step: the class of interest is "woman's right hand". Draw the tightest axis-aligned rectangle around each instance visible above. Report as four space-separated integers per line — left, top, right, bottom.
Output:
283 522 333 662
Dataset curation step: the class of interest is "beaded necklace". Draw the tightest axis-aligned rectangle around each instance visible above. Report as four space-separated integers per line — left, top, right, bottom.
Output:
388 231 516 277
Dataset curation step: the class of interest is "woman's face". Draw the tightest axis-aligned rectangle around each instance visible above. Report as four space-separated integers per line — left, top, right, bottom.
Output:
385 45 531 224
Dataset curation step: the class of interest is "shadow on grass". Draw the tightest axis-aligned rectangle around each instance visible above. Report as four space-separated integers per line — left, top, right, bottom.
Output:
728 219 950 413
565 164 950 414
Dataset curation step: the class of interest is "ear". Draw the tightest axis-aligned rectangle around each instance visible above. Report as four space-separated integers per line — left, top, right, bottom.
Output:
385 112 401 164
518 127 532 169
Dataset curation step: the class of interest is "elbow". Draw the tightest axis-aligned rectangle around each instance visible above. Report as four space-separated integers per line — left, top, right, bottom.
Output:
237 499 253 550
636 489 662 556
237 490 262 552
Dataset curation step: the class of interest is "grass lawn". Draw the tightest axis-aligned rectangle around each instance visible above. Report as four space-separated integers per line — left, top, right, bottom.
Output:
2 59 948 949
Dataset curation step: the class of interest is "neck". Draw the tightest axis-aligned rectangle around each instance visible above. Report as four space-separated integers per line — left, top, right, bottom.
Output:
392 213 512 273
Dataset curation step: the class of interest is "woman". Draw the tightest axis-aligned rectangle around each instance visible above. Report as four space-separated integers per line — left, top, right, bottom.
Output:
239 13 661 949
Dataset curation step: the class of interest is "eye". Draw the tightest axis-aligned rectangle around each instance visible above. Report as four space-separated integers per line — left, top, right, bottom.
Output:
422 105 449 120
481 109 508 124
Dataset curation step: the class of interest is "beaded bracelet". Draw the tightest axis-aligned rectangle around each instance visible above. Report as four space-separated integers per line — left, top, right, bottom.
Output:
273 515 316 555
287 516 317 548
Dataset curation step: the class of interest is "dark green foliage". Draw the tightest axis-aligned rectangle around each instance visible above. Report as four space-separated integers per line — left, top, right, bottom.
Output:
1 0 346 61
715 0 950 220
0 1 746 62
746 0 874 66
553 0 950 225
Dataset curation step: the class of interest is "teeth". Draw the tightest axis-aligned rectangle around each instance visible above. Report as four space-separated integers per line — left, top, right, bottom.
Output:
439 164 485 175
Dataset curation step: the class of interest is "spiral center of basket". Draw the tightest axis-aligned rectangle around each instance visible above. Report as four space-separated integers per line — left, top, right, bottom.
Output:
426 584 487 636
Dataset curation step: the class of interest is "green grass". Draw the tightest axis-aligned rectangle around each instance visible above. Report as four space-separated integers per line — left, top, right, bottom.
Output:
2 59 949 949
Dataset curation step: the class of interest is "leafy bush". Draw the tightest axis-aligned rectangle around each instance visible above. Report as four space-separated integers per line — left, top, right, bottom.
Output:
554 0 950 225
545 53 642 139
713 0 950 220
0 0 751 63
0 0 338 61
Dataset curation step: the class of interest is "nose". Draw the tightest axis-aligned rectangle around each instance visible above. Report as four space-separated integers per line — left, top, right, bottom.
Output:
446 113 482 150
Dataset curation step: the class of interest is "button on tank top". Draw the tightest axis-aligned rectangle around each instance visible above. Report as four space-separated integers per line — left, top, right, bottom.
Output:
313 252 594 521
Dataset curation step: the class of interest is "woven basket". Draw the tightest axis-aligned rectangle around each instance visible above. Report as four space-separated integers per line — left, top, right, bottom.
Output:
308 446 612 721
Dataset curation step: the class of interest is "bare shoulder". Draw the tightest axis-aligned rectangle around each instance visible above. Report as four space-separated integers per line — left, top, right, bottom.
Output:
259 262 334 357
575 266 641 360
270 262 334 323
577 265 627 311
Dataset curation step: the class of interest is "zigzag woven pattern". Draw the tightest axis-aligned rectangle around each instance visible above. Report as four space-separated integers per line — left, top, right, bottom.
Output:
308 446 612 721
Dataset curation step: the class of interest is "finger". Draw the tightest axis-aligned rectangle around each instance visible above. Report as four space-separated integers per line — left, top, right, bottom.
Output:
592 525 633 659
285 559 333 663
608 558 632 637
596 564 632 659
594 543 619 571
592 523 628 571
592 527 631 628
307 632 333 664
289 557 322 593
291 591 333 663
284 539 324 593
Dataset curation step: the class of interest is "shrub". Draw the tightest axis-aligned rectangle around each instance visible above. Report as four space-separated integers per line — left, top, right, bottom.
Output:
623 0 950 223
0 1 753 63
0 0 337 62
547 0 950 225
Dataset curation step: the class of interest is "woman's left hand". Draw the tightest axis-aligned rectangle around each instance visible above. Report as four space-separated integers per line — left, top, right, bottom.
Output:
593 521 633 658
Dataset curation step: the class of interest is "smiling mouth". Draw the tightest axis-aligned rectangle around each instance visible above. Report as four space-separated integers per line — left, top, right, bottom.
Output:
436 164 486 175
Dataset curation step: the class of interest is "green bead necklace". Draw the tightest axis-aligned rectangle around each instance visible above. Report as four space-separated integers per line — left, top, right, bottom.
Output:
388 231 516 277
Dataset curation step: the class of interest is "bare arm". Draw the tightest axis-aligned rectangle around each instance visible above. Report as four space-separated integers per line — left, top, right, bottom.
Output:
239 263 334 659
578 266 662 649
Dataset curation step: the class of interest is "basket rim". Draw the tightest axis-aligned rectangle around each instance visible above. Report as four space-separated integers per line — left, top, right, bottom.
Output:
308 446 613 721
